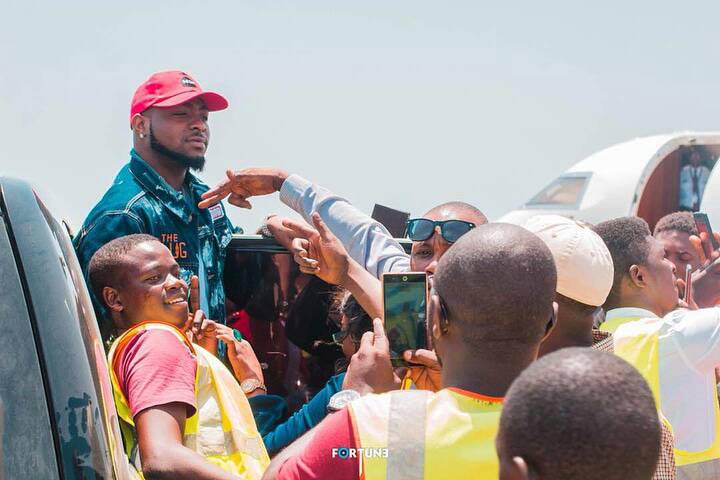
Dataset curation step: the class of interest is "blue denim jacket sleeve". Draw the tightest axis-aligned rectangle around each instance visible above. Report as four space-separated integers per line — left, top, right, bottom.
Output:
74 211 145 275
249 372 345 455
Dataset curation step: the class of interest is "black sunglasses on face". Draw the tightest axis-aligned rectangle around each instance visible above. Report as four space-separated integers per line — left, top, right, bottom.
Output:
406 218 476 243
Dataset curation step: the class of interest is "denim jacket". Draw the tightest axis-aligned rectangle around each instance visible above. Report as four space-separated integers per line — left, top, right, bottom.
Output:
74 150 233 325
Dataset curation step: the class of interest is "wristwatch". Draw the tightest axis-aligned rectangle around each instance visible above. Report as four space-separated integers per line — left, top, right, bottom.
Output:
240 378 267 395
259 213 278 238
327 389 361 414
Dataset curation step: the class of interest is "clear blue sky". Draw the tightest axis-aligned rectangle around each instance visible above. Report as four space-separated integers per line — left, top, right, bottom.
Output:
2 1 719 232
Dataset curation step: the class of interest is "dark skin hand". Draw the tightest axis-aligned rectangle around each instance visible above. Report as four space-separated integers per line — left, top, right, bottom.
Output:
282 213 384 320
135 403 237 480
342 318 397 395
198 168 289 209
685 231 720 308
262 214 310 251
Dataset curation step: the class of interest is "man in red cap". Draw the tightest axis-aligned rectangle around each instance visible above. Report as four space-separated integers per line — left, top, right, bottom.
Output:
74 70 235 335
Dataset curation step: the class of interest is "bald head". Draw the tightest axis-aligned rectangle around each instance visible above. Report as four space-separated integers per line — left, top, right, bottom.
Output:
433 223 557 349
424 201 488 225
497 348 661 480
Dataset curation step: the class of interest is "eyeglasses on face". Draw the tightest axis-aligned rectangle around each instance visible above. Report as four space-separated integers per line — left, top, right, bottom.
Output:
406 218 476 243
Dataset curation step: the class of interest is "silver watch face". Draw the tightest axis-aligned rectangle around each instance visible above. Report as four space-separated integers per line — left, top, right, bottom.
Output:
241 378 262 393
329 389 361 411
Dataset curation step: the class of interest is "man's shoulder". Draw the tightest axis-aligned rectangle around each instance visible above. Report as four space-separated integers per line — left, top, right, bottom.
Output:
116 327 195 367
83 164 151 221
349 389 434 417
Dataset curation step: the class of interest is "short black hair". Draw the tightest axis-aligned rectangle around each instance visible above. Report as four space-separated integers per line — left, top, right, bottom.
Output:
653 211 698 237
88 234 161 306
434 223 557 349
594 217 652 308
425 201 488 225
498 348 661 480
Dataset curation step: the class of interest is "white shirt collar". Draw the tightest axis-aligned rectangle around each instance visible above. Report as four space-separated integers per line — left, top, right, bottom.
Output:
605 307 659 320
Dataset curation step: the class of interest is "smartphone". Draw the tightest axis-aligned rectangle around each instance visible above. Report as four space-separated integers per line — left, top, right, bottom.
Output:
693 212 720 250
382 273 428 366
684 263 693 304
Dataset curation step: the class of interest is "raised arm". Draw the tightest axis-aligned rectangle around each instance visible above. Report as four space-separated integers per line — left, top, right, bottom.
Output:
281 213 383 320
199 168 409 277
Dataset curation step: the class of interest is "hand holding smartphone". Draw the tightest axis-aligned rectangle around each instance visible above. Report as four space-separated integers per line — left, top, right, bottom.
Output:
693 212 720 251
382 273 428 366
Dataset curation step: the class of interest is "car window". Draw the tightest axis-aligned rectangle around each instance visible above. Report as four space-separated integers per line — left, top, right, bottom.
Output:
224 245 340 411
526 174 591 208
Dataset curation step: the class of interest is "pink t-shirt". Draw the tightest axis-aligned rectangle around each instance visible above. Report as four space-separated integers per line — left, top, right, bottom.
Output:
277 408 358 480
114 329 197 418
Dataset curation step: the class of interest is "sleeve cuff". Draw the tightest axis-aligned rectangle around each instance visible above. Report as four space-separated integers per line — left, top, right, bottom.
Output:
279 174 313 213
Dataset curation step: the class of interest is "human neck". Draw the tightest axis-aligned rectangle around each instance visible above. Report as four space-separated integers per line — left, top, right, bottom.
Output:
606 293 662 317
538 312 593 357
134 144 187 191
440 341 538 398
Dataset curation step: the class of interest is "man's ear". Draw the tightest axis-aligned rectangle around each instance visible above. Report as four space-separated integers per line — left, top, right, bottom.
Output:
131 113 149 139
102 286 124 313
540 301 558 342
428 293 447 340
629 264 646 288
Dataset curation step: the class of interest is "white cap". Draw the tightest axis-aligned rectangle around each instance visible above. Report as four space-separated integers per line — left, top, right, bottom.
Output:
523 215 614 307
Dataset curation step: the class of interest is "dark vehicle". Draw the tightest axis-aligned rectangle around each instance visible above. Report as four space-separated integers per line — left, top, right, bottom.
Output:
0 177 411 478
0 177 134 479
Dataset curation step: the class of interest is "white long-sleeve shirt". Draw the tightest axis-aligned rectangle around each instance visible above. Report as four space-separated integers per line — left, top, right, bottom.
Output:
279 174 410 277
608 307 720 453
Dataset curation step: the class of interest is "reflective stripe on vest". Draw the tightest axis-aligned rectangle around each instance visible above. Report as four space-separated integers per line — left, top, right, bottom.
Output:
599 315 642 334
349 388 502 479
614 318 720 477
107 322 269 479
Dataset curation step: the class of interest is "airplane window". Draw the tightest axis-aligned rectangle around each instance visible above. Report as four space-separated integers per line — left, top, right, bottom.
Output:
526 175 590 207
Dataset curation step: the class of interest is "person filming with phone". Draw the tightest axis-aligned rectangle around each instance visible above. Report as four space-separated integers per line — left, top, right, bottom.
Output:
261 223 559 480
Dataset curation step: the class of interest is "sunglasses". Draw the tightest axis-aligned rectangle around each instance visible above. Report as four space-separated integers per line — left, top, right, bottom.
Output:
406 218 476 243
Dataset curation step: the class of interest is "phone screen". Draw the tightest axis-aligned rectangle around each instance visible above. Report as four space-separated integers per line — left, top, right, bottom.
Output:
382 273 428 366
693 212 720 250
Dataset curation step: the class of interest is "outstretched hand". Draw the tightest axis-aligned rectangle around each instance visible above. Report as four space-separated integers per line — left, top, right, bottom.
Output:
198 168 288 210
282 212 350 286
689 231 720 308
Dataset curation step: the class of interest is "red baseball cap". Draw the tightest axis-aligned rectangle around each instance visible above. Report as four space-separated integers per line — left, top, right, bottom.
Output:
130 70 228 125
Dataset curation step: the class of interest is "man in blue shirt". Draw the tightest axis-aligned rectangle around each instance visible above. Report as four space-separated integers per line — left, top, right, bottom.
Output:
74 70 234 331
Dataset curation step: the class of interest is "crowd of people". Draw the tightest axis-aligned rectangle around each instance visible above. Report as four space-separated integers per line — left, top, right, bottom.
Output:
71 69 720 480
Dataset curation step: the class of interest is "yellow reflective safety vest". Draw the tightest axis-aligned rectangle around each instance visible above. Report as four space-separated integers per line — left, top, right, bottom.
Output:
614 318 720 479
108 322 269 479
599 312 645 334
349 387 502 479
